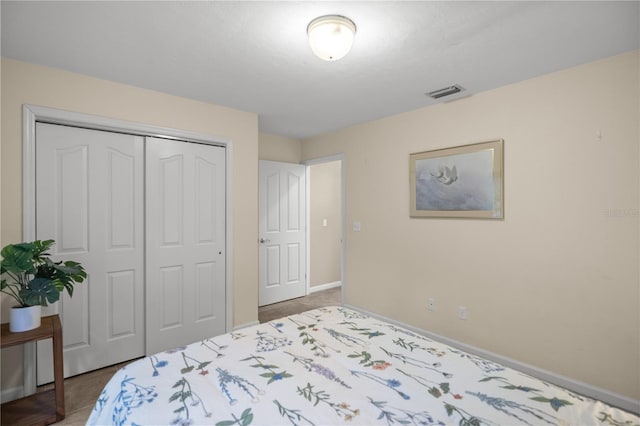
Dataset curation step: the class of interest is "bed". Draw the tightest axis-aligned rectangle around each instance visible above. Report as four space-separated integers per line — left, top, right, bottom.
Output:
87 306 639 425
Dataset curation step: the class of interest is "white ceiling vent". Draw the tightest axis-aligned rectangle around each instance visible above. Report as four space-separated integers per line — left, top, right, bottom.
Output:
427 85 465 100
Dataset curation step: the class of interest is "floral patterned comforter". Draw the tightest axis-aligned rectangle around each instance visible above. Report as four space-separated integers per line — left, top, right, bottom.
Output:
87 306 639 425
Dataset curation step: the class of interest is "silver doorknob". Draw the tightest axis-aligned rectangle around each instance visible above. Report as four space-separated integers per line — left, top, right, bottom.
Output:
259 238 270 243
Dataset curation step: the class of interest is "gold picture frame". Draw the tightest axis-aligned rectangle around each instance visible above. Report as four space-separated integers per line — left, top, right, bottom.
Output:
409 139 504 219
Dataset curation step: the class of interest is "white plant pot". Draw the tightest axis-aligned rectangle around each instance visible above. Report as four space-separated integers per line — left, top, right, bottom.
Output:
10 305 42 332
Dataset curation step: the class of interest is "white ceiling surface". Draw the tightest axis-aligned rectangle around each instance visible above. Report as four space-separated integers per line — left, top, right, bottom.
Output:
2 1 639 139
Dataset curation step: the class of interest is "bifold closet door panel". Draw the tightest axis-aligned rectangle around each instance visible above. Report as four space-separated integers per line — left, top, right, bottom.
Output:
35 123 145 384
145 137 226 354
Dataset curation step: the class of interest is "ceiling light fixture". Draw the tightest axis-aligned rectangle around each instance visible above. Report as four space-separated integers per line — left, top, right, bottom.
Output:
307 15 356 61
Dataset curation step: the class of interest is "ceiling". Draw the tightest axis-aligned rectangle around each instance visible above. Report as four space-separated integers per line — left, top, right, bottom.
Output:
2 1 639 139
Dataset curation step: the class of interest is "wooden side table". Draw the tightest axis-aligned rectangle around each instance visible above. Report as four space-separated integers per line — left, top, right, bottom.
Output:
1 315 65 425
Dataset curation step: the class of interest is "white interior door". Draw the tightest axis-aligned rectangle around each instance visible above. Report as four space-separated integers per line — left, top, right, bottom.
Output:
259 160 306 306
36 123 145 383
145 137 226 354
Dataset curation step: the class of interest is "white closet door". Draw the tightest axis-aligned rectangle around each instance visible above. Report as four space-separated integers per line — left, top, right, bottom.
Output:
145 137 226 354
36 123 144 383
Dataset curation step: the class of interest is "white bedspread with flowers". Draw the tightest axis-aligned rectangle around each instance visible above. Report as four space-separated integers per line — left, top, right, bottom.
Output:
88 306 639 425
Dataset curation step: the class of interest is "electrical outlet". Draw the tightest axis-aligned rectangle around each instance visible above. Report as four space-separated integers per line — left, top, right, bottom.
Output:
427 298 436 311
458 306 468 320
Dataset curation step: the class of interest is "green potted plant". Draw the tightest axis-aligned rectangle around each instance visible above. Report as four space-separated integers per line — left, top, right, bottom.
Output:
1 239 87 332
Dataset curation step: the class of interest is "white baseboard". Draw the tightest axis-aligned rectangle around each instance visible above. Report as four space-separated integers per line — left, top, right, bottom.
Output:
343 303 640 415
309 281 341 293
1 386 23 404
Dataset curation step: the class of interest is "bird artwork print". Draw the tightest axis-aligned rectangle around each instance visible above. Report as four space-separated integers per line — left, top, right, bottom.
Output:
431 165 458 185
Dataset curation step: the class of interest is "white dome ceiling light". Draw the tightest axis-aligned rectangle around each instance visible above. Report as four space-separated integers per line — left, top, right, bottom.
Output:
307 15 356 61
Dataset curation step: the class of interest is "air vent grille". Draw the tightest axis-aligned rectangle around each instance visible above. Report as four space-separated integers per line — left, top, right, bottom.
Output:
427 85 464 99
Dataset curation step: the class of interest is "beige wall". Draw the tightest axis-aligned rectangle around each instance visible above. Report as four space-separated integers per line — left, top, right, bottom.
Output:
309 161 342 287
1 58 259 390
301 51 640 400
258 132 302 163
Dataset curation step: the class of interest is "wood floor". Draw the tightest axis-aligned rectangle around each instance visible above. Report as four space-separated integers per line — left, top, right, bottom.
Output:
40 286 341 425
258 285 341 323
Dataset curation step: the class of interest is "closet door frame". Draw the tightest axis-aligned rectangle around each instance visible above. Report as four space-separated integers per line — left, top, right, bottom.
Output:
21 104 234 394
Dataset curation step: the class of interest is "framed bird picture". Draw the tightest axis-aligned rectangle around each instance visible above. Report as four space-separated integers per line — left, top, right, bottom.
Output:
409 139 503 219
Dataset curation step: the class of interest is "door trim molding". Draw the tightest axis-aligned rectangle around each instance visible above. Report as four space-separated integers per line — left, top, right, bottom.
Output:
22 104 234 391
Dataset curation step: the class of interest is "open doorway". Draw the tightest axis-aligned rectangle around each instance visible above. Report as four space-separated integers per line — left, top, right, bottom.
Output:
258 155 344 323
307 159 343 295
